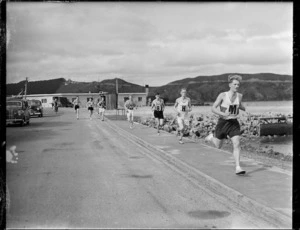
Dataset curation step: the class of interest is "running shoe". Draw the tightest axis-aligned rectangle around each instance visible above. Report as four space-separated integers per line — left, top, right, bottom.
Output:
179 139 184 144
236 166 246 175
205 133 213 143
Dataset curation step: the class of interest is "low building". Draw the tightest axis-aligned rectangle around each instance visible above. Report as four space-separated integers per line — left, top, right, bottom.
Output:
25 92 116 110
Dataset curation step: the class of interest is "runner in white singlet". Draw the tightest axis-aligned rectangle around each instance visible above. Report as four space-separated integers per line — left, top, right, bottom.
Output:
124 95 136 129
205 74 250 175
97 97 106 121
72 96 81 120
174 88 192 144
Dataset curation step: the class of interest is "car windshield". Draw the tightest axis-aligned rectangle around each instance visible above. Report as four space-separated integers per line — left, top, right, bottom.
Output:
7 101 22 107
29 101 41 106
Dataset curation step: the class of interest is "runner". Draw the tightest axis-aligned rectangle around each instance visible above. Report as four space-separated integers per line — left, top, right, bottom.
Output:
205 74 248 175
97 96 106 121
151 92 165 135
124 95 136 129
174 88 192 144
86 98 94 120
72 96 80 120
54 98 58 114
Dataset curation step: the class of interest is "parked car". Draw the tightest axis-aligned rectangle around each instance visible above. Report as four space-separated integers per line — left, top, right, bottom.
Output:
28 99 43 117
6 97 30 126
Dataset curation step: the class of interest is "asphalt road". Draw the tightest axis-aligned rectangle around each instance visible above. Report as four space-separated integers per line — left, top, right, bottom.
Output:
6 108 271 228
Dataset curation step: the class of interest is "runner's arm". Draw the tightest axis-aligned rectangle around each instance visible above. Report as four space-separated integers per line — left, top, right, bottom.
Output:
162 99 165 111
174 99 180 116
212 93 228 117
124 101 128 112
239 95 246 111
174 99 178 111
188 98 192 112
151 101 155 111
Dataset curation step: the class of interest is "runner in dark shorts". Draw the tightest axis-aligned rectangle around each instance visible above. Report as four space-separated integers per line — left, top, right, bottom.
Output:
86 98 94 120
151 92 165 135
72 96 81 120
205 74 250 175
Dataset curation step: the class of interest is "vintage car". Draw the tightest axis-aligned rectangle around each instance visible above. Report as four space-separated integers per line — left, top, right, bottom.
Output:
6 97 30 126
28 99 43 117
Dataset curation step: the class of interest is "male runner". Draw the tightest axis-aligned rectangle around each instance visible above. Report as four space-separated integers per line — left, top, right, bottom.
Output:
54 98 58 114
151 92 165 135
124 95 136 129
205 74 248 175
97 97 106 121
174 88 192 144
73 96 80 120
86 98 94 120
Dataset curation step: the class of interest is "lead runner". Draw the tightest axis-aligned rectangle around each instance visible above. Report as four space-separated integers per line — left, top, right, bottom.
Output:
205 74 248 175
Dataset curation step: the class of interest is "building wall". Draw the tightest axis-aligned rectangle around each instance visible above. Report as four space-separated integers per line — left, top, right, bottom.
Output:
117 93 147 108
26 96 53 108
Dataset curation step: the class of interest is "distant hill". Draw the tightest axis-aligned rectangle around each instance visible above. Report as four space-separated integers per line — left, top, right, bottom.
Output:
150 73 292 103
6 78 66 96
6 73 292 103
6 78 147 96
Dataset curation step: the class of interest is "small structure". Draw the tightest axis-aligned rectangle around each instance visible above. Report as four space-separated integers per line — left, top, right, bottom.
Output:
117 93 147 108
116 84 149 108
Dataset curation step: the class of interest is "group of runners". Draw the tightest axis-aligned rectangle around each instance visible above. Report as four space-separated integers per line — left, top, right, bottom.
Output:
72 96 106 121
70 74 247 175
123 74 247 175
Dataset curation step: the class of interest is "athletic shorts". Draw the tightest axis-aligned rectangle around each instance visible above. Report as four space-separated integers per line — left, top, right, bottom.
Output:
88 107 94 111
154 110 164 119
74 105 79 110
99 108 105 113
215 118 240 139
177 116 189 130
127 109 133 120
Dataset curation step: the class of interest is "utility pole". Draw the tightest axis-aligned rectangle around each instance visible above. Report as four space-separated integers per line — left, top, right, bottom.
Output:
24 77 28 99
115 77 118 109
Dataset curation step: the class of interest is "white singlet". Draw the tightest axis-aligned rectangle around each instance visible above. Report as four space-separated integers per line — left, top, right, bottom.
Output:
152 99 164 111
177 97 190 117
220 92 241 120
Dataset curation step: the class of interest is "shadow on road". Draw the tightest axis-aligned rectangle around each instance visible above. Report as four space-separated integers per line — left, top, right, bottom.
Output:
27 121 73 128
105 115 127 121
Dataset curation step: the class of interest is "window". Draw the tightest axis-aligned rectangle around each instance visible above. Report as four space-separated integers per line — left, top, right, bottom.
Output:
138 97 142 102
124 97 129 102
41 99 47 103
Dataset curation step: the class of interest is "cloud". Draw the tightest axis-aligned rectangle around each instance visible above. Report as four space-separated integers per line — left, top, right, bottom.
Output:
6 2 292 85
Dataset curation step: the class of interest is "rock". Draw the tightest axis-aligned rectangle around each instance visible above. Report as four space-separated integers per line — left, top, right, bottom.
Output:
164 125 172 133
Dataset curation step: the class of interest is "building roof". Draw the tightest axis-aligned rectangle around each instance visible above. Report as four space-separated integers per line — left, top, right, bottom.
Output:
25 92 108 97
118 92 147 95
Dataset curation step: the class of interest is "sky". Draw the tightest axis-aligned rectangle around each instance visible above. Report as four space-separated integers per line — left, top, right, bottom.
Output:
6 2 293 86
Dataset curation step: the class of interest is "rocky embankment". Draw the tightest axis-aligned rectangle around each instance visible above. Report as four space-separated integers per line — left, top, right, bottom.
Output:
135 112 292 169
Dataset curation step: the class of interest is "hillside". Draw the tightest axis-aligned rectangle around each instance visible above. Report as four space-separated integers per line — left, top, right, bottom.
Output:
6 73 292 103
6 78 146 96
149 73 292 103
